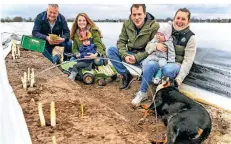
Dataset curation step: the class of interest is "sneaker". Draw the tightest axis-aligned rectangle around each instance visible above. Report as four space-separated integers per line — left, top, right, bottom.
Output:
131 91 148 106
153 69 162 85
68 71 78 81
153 77 161 85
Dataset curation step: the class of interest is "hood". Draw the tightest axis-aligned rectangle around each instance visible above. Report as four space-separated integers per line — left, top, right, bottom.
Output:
145 12 155 21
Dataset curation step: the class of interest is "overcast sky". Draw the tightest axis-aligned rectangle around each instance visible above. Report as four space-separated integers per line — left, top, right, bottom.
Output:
1 4 231 20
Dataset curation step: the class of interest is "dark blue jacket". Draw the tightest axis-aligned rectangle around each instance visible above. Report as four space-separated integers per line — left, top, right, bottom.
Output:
79 44 97 63
32 11 70 46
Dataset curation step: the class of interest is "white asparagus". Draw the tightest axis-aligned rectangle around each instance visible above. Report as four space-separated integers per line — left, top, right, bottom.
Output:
81 104 84 118
52 136 57 144
21 72 27 90
11 45 14 58
11 40 17 60
17 45 20 57
38 103 46 127
30 68 35 87
50 101 56 127
28 68 30 83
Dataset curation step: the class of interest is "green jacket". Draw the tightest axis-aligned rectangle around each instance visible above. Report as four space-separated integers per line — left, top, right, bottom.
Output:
72 28 106 56
117 13 159 62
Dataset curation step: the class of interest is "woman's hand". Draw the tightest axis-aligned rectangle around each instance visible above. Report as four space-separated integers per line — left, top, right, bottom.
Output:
84 53 98 59
176 79 182 88
157 43 167 52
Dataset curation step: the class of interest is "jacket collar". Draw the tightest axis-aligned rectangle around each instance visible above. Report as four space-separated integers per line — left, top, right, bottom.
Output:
172 22 190 34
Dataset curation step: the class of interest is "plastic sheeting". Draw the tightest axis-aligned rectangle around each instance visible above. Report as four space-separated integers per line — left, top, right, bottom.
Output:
0 36 32 144
184 48 231 98
124 62 231 111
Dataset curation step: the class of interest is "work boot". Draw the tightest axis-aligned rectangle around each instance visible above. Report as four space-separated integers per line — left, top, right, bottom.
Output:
120 72 133 89
131 91 148 106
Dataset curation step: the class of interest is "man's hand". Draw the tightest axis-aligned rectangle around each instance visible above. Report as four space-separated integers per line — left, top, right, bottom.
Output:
46 36 65 45
46 36 55 45
125 55 136 64
157 43 167 52
53 37 65 45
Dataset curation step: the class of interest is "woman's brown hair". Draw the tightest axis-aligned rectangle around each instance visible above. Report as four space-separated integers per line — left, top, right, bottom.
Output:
70 13 103 40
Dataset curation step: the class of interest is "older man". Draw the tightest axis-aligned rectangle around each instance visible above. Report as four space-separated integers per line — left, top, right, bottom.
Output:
106 4 160 105
32 4 72 63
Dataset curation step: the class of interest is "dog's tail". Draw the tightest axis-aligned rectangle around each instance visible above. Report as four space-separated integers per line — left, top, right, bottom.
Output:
196 126 212 143
175 126 212 144
194 116 212 143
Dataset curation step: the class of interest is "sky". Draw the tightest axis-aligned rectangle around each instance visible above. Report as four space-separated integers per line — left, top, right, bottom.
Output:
0 4 231 20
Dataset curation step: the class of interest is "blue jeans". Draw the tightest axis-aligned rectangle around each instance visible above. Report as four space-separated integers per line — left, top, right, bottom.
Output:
106 46 160 92
162 63 181 79
52 55 60 64
43 40 72 63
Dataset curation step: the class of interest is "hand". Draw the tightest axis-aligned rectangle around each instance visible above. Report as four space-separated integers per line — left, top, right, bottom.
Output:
176 79 181 88
75 53 80 58
46 36 55 45
125 55 136 64
84 53 97 59
156 43 167 52
53 37 65 45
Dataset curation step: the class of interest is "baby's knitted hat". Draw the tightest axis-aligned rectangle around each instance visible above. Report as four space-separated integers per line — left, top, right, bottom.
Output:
157 22 172 40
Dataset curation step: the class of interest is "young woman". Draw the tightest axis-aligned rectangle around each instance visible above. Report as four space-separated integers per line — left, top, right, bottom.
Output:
70 13 106 65
162 8 197 87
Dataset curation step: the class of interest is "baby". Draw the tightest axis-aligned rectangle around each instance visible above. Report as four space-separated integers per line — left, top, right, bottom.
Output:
145 22 175 84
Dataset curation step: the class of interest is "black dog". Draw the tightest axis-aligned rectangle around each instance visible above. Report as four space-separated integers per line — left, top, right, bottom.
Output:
148 77 212 144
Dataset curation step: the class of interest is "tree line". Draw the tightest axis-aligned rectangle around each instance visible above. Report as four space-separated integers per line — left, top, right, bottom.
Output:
1 16 231 23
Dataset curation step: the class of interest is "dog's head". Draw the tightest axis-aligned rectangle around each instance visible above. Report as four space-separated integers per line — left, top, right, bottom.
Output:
155 76 178 93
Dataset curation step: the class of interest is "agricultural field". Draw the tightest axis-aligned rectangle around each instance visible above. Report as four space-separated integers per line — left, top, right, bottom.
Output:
5 47 231 144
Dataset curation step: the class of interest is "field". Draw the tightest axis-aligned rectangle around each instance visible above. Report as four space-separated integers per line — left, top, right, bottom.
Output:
5 47 231 144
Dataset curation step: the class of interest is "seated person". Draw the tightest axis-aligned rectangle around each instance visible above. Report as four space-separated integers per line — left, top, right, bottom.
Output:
68 31 102 81
144 22 175 84
32 4 72 64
